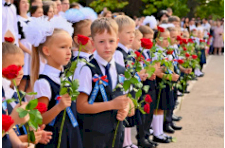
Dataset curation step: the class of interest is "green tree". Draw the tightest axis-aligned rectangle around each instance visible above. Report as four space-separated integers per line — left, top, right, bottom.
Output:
89 0 129 13
142 0 190 17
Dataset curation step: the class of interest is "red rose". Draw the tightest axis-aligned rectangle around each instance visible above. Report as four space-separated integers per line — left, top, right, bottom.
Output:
192 54 198 59
145 94 152 103
146 59 151 62
182 39 188 44
207 33 210 36
2 114 14 132
178 59 184 64
166 50 174 55
35 102 47 114
188 38 194 43
176 36 182 41
157 26 165 32
185 53 190 58
77 34 89 45
2 65 22 79
183 47 187 51
209 35 212 38
144 104 150 114
141 38 153 49
179 40 183 45
134 51 145 62
4 37 14 43
200 39 205 43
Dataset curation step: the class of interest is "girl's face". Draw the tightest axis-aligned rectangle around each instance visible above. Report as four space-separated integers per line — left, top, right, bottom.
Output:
47 6 54 20
170 31 178 45
3 53 24 87
61 0 69 12
157 31 170 48
44 31 72 69
19 0 29 14
74 22 94 53
32 7 43 18
131 34 143 50
118 25 135 47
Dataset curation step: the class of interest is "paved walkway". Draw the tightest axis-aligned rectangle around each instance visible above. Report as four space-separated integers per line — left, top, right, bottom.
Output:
131 55 224 148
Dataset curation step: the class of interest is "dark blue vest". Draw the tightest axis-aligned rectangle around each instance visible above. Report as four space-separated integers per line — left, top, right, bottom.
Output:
81 58 125 134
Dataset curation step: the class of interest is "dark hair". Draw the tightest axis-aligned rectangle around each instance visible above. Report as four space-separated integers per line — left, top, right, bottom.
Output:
157 10 169 20
70 2 79 9
13 0 21 15
30 0 36 5
30 5 39 15
43 5 51 16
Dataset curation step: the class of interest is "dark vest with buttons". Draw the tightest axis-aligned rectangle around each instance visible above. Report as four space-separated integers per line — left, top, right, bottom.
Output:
81 58 125 134
138 50 156 91
2 88 12 148
117 47 134 65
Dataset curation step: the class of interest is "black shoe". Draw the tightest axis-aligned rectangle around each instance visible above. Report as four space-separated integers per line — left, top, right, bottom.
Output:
146 138 159 147
138 138 155 148
184 90 190 94
153 136 170 143
163 124 175 133
172 115 181 122
161 134 172 141
171 122 182 130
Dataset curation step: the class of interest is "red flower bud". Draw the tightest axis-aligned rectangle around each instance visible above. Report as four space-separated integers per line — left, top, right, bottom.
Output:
166 50 174 55
77 34 89 45
35 102 47 114
192 54 198 59
183 47 187 51
157 26 165 32
2 114 14 132
178 59 184 64
134 51 145 62
145 94 152 103
176 36 182 41
144 104 150 114
182 39 188 44
200 39 205 43
141 38 153 49
185 53 190 58
2 65 22 79
4 37 14 43
188 38 194 43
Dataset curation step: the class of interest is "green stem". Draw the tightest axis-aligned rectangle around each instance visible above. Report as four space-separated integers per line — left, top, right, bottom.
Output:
25 123 30 146
57 109 67 148
12 79 22 106
112 121 120 148
155 87 162 115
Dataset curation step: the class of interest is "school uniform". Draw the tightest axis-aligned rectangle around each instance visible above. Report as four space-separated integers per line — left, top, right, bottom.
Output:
2 88 12 148
34 64 82 148
152 46 175 110
136 49 157 140
78 52 125 148
2 0 19 46
73 51 92 80
17 15 32 79
114 43 131 67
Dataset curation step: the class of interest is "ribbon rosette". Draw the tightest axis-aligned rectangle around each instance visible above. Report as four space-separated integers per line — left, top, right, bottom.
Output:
89 74 109 104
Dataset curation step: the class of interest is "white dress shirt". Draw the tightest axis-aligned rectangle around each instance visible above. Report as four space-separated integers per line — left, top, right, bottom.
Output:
114 43 130 68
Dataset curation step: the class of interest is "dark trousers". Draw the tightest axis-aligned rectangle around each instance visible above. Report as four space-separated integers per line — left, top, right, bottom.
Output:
83 127 123 148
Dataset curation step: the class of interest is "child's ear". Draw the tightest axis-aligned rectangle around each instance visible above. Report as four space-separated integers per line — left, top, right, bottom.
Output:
73 36 78 45
116 38 119 44
42 46 50 56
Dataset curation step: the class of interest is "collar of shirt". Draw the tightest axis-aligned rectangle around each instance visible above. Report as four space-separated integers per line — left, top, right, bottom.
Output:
94 52 116 75
73 51 91 60
118 43 130 53
42 64 63 85
17 15 31 22
143 49 150 59
156 45 165 51
2 78 16 100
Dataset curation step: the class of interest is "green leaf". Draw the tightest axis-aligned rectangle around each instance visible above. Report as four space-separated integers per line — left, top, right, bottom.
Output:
60 87 68 95
71 79 79 91
143 85 150 93
5 98 17 104
29 109 43 130
123 80 131 91
130 77 139 84
17 108 28 118
135 82 143 89
26 92 37 96
26 99 38 110
30 131 36 142
124 71 131 79
159 37 163 42
135 89 142 99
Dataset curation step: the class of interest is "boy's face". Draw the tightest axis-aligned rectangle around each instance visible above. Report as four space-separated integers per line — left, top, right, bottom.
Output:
157 31 170 48
143 33 154 42
170 30 178 45
92 30 119 62
118 24 135 47
131 33 143 50
172 21 180 27
192 30 197 37
3 53 24 87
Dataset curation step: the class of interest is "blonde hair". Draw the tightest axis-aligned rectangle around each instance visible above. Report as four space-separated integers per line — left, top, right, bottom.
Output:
72 19 92 37
139 25 154 35
182 30 189 38
30 29 67 88
43 1 54 7
2 42 23 60
91 17 118 38
102 10 112 17
115 15 135 32
135 29 142 37
168 16 180 23
167 27 177 32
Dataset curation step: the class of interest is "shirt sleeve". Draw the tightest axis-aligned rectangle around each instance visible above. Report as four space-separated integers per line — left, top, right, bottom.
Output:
114 50 125 68
34 79 52 100
73 61 86 80
77 65 92 95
